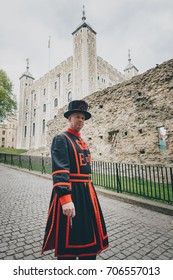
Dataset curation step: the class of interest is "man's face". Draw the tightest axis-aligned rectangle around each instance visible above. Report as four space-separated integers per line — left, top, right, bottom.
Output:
69 113 85 132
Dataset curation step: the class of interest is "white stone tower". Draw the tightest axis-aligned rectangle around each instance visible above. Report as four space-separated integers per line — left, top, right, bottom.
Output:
72 5 98 99
17 59 34 149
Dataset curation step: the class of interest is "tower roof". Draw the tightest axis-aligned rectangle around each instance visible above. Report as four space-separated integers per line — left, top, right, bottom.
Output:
72 5 96 35
124 50 138 72
19 58 35 80
19 70 35 80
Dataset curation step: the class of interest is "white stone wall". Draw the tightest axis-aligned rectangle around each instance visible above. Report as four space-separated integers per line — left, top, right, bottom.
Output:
97 56 125 90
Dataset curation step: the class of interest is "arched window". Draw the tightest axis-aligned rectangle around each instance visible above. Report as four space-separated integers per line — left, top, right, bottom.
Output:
68 73 72 83
68 91 72 102
42 119 45 134
43 104 46 112
54 98 58 107
24 126 27 138
33 123 35 137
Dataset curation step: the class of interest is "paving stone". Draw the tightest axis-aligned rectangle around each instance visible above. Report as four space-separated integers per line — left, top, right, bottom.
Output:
0 165 173 261
24 249 33 256
6 249 16 256
17 242 25 247
0 242 9 248
23 255 35 260
0 246 9 253
3 255 15 260
0 252 6 258
14 252 24 259
32 246 42 253
24 245 33 250
116 252 126 259
15 247 24 253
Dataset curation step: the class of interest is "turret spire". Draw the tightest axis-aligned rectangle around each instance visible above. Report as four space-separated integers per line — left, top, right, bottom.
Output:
128 49 131 64
82 5 86 22
26 58 29 71
124 49 139 79
19 58 34 80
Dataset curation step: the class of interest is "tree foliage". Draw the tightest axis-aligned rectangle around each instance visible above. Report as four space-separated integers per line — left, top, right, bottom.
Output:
0 69 17 122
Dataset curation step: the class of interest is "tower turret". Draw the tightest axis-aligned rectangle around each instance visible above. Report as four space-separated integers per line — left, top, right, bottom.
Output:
124 50 138 79
17 59 35 149
72 6 97 99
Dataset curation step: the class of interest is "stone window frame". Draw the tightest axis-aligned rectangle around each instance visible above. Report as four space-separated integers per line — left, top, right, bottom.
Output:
25 112 28 121
33 108 36 117
24 125 27 138
43 104 46 113
42 119 46 134
54 98 58 107
68 91 72 103
108 130 119 147
32 123 35 137
68 73 72 83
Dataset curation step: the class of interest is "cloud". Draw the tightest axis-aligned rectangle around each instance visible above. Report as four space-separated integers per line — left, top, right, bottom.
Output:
0 0 173 99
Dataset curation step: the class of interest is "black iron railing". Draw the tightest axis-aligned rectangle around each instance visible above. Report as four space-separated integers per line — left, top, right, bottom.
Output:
0 153 52 174
0 153 173 204
92 161 173 204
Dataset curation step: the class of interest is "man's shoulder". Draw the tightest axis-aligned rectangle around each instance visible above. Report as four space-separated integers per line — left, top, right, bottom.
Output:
52 132 68 144
53 131 67 138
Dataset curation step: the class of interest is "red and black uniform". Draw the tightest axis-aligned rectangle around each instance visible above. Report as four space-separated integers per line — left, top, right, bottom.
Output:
42 128 109 257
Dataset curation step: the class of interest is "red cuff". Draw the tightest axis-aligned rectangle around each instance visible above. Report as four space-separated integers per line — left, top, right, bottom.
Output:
59 194 72 205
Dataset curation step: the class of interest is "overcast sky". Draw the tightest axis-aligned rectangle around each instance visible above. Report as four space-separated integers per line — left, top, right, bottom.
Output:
0 0 173 100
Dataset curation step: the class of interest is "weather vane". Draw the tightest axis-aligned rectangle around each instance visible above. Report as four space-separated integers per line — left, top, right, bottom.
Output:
82 5 86 22
26 58 29 71
128 49 131 63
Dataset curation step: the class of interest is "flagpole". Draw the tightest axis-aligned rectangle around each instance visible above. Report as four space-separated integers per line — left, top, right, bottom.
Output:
48 36 51 71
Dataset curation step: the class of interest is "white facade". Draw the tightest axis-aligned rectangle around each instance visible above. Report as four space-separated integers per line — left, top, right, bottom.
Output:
0 115 17 148
17 17 137 152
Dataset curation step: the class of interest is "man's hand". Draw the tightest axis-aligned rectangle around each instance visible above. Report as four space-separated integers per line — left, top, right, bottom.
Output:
62 202 76 217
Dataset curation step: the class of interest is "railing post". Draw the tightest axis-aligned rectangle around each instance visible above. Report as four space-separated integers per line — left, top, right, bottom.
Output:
29 156 33 171
116 163 122 193
42 153 46 174
10 154 14 166
4 154 7 164
170 167 173 198
19 155 22 168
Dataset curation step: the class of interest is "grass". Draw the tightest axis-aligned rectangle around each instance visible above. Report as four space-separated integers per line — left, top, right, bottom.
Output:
0 147 28 155
92 172 173 204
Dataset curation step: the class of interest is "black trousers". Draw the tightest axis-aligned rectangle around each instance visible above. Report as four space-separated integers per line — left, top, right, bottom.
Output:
57 255 96 260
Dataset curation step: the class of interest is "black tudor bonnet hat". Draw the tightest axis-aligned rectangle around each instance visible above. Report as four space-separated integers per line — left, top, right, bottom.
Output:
64 100 91 120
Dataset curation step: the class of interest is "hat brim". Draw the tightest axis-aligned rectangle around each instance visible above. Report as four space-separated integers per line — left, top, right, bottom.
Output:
64 110 91 120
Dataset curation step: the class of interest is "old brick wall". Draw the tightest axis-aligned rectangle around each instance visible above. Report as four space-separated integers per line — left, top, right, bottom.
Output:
47 58 173 166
